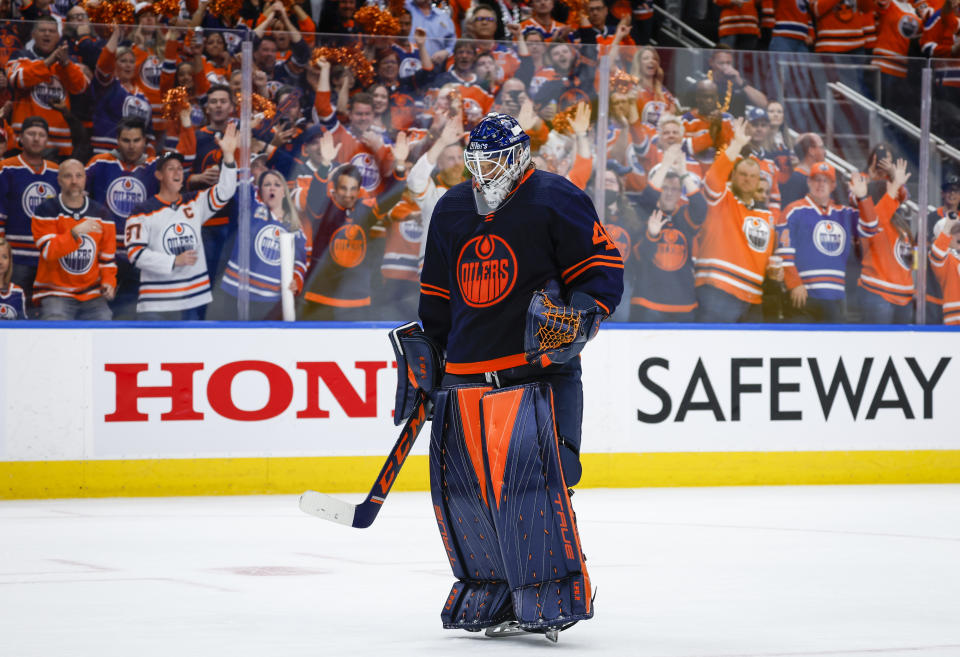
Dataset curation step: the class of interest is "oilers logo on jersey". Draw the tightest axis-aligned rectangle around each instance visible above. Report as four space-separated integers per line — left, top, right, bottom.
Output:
641 101 668 128
398 216 425 243
399 57 422 78
0 303 18 319
106 177 148 218
59 234 97 275
139 55 162 90
350 152 381 192
653 228 689 271
456 233 518 308
162 222 199 255
743 216 773 253
813 220 847 256
330 224 367 268
21 181 57 218
31 78 65 110
604 224 632 260
122 95 153 123
254 225 283 266
894 236 914 270
898 14 920 38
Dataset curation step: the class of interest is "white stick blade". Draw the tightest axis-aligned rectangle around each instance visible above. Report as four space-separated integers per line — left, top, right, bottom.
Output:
298 490 357 526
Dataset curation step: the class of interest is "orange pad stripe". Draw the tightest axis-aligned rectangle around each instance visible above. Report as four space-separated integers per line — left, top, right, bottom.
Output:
456 387 492 508
481 388 525 509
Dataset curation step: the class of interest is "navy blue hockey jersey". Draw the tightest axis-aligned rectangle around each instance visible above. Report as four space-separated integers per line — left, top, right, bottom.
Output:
419 169 624 374
0 282 27 319
0 156 59 264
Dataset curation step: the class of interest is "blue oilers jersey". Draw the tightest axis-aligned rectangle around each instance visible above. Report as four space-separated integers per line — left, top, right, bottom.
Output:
86 152 158 254
419 169 624 374
0 283 28 319
0 156 59 265
92 80 153 154
221 197 308 300
776 195 868 300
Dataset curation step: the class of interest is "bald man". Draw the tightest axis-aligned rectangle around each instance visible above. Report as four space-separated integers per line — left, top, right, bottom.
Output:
31 159 117 320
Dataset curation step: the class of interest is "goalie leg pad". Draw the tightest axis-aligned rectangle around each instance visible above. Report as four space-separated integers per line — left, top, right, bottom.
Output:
430 385 513 630
479 383 594 630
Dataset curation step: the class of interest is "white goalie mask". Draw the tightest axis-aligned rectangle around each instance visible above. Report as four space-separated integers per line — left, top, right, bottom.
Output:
463 112 532 214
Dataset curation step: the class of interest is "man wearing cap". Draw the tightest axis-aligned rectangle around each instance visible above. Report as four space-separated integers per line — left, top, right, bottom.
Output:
0 115 60 308
31 158 116 320
774 162 875 323
124 123 239 320
743 106 782 222
6 15 90 157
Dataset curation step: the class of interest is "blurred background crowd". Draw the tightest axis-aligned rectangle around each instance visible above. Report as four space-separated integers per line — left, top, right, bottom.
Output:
0 0 957 324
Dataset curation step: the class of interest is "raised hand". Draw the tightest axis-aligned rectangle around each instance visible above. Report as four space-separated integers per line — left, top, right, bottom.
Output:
319 130 341 166
517 97 538 132
438 113 463 146
647 208 667 238
391 131 410 165
850 171 868 199
891 158 911 189
214 121 239 165
570 101 591 137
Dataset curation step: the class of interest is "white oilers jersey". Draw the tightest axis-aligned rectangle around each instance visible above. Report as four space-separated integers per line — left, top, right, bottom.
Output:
125 164 237 312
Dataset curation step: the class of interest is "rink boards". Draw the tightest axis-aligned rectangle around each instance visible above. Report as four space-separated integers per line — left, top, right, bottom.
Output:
2 323 959 498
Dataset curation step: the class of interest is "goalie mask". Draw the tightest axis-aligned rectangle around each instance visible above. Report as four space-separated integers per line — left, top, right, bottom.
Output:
463 112 531 214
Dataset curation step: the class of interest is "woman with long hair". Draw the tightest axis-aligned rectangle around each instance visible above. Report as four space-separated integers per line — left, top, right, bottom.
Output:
0 236 27 320
765 100 796 185
215 169 308 320
629 46 679 129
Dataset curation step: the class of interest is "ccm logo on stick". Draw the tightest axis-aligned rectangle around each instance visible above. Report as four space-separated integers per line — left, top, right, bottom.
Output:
103 360 390 422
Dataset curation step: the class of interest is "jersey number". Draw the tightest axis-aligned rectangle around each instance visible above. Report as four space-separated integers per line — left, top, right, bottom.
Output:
125 224 141 243
592 221 617 250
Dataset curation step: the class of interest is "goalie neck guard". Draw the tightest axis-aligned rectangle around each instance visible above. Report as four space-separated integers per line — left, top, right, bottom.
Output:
463 112 532 215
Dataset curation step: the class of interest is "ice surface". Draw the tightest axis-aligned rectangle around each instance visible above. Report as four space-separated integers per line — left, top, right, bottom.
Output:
2 485 959 657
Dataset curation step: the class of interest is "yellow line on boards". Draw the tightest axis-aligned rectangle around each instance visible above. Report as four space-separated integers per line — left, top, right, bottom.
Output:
2 451 960 500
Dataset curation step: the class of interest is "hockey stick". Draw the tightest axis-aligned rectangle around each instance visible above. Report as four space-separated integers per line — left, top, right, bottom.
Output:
298 391 432 528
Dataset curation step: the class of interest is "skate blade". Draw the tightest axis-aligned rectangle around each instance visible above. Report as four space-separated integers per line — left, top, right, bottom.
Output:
545 628 559 643
484 621 525 638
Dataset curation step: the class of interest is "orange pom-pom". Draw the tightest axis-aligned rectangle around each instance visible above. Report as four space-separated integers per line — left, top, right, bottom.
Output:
110 0 135 24
354 6 402 36
152 0 180 19
162 87 191 122
386 0 407 19
311 45 375 87
551 106 577 135
209 0 241 20
241 93 276 119
610 69 638 95
84 0 109 24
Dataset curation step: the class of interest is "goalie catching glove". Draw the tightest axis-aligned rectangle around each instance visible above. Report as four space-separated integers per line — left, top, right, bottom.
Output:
523 280 605 367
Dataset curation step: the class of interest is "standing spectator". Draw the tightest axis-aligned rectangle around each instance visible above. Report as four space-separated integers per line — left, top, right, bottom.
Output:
779 132 826 209
776 163 875 323
576 0 629 49
297 164 386 320
215 169 307 320
921 0 960 145
631 146 707 322
770 0 814 52
62 4 102 72
765 100 796 186
31 159 116 320
0 236 28 319
407 0 457 64
92 26 154 155
742 106 782 221
125 123 239 320
924 174 960 323
812 0 869 54
928 214 960 325
870 1 922 130
519 0 571 41
704 49 767 118
681 79 734 166
0 116 59 304
629 46 680 129
715 0 762 51
696 117 776 322
856 157 913 323
6 16 90 157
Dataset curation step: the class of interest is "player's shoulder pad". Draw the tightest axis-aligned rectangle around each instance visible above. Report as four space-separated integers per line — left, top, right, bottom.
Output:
434 180 475 214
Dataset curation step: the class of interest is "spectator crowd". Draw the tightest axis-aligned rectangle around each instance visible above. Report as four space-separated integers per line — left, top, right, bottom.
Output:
0 0 958 325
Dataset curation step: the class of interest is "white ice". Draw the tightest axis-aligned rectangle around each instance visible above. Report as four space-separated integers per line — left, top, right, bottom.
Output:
2 486 960 657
